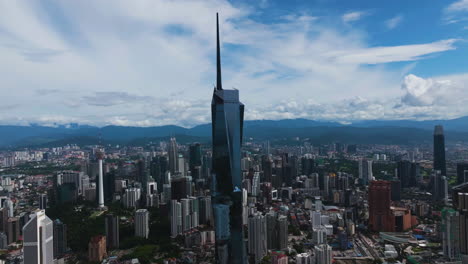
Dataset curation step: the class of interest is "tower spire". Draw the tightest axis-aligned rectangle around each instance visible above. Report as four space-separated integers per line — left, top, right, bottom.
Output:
216 13 222 90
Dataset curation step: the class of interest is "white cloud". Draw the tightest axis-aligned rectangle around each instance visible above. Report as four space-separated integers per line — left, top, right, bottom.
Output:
446 0 468 12
0 1 464 127
331 39 457 64
385 15 403 29
342 11 368 23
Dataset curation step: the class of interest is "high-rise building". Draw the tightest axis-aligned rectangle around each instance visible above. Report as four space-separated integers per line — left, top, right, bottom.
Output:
53 219 67 258
7 217 19 244
170 200 182 238
457 193 468 262
442 208 460 260
277 215 288 250
397 160 420 188
368 181 394 232
248 213 267 264
168 137 178 174
457 163 468 185
88 235 106 262
39 194 47 210
211 13 247 264
434 125 447 176
189 143 203 180
315 244 332 264
23 210 54 264
105 214 119 249
122 188 141 208
96 151 105 208
358 159 373 185
135 209 149 239
198 196 212 226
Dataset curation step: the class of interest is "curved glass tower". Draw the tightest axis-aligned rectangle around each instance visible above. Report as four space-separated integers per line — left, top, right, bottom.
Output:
211 13 247 264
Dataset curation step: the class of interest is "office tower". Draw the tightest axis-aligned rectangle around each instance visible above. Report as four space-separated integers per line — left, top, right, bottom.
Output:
168 137 178 174
0 232 6 249
135 209 149 239
301 157 315 176
122 188 141 208
358 159 373 185
199 196 213 226
458 163 468 185
171 176 192 200
248 213 267 264
23 210 54 264
88 235 107 262
397 160 420 188
442 208 460 260
391 179 401 201
39 194 47 210
368 181 393 232
211 13 246 263
96 151 105 208
434 125 447 176
457 193 468 262
105 214 119 249
53 219 67 258
261 156 273 183
170 200 182 238
7 217 19 244
189 143 203 180
315 244 332 264
59 171 84 197
103 171 116 202
177 154 186 176
432 170 448 202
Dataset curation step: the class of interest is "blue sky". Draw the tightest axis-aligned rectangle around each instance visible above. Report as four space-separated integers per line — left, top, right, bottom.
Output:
0 0 467 127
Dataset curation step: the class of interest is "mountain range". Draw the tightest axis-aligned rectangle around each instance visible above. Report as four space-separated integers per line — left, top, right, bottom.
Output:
2 117 468 148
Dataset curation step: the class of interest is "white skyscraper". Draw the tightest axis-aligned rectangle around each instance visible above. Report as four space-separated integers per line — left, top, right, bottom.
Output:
97 151 105 208
135 209 149 239
23 210 53 264
122 188 141 208
315 244 332 264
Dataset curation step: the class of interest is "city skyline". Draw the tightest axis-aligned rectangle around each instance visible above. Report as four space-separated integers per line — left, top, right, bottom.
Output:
1 0 468 127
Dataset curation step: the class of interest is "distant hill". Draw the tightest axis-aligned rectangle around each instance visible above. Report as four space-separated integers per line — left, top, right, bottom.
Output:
2 117 468 147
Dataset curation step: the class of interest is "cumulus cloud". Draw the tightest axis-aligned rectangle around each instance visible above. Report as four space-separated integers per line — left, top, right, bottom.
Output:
0 1 465 127
385 15 403 29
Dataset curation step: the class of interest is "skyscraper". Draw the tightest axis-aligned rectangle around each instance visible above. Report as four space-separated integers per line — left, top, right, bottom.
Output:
53 219 67 258
168 137 178 174
211 13 247 264
135 209 149 239
248 213 267 264
358 159 373 185
457 163 468 185
189 143 203 180
434 125 447 176
23 210 54 264
105 214 119 249
368 181 394 232
96 151 105 208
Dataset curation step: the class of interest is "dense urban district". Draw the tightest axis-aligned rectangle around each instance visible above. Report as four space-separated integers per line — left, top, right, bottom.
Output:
0 124 467 264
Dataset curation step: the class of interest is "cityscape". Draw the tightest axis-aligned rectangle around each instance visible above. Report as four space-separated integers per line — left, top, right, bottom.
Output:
2 1 468 264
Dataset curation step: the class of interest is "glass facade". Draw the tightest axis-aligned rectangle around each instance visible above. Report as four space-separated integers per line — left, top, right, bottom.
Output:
211 13 247 264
